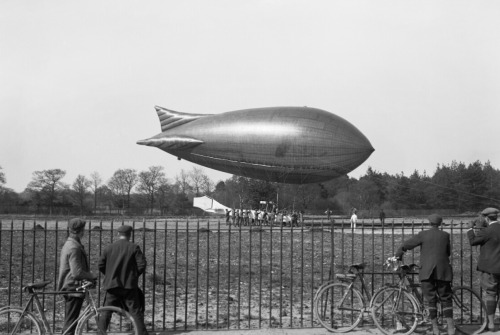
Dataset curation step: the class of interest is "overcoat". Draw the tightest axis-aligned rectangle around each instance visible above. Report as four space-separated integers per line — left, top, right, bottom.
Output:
98 239 147 290
57 237 95 297
396 227 453 282
468 221 500 274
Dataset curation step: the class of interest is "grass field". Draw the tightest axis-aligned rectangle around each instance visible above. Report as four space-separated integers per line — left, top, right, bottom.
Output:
0 217 480 331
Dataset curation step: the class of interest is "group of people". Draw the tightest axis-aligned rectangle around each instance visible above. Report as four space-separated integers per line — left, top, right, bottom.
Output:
395 207 500 335
57 219 148 335
225 208 304 227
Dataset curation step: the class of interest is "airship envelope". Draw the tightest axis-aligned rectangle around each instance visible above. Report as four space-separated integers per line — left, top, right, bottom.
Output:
137 106 374 184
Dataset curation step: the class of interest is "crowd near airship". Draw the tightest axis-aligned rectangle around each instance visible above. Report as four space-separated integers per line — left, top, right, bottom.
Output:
137 106 374 184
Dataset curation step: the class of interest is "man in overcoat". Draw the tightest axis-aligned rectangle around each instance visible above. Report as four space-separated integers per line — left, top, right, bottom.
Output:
57 219 97 335
467 207 500 331
98 225 148 335
395 214 454 335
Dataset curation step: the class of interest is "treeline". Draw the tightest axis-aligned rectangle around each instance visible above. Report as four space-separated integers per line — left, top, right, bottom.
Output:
0 160 499 217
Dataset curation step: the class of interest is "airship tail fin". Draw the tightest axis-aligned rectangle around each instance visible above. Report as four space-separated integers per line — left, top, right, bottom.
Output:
155 106 212 132
137 136 204 150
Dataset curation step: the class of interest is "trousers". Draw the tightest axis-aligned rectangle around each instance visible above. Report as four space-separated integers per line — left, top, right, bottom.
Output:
62 296 84 335
98 287 148 335
421 279 452 319
480 271 500 315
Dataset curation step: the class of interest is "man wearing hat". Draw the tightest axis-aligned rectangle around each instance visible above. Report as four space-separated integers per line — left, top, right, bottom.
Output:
467 207 500 331
395 214 454 335
57 218 97 335
98 225 148 335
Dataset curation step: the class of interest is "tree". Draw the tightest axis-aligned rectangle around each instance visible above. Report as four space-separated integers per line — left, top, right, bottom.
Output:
90 171 102 212
189 167 205 196
137 166 167 214
201 174 214 195
175 169 192 195
157 182 173 215
0 166 5 187
247 179 276 209
72 175 91 215
108 169 137 209
27 169 66 215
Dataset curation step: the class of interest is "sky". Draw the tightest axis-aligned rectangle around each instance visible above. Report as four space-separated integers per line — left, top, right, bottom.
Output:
1 1 500 193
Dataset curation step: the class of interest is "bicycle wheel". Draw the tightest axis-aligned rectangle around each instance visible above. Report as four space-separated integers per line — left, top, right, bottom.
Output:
0 308 42 334
371 287 419 335
314 282 365 332
451 286 487 335
76 306 139 335
313 280 336 302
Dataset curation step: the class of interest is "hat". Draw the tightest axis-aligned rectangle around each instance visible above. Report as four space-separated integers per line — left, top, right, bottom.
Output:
428 214 443 225
481 207 499 217
69 218 86 233
117 225 133 234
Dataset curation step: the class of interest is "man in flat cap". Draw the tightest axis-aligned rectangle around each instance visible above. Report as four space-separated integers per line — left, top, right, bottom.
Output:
468 207 500 331
98 225 148 335
57 218 97 335
395 214 454 335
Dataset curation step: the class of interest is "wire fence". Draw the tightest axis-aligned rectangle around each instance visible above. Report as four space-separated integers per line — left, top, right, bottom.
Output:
0 217 479 332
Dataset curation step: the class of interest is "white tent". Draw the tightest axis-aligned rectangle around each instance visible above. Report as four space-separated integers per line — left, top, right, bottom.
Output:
193 196 231 214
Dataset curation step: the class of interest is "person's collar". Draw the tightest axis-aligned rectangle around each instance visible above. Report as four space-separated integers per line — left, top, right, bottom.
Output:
68 236 82 244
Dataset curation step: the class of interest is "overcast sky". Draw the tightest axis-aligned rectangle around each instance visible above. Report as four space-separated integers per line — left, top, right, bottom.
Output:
1 1 499 193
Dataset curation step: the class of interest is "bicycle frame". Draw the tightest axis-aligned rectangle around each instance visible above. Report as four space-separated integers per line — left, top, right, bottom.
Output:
11 284 99 335
331 265 374 314
343 266 373 304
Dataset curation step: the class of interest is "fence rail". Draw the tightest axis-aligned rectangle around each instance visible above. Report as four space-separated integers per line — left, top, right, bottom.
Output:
0 217 479 332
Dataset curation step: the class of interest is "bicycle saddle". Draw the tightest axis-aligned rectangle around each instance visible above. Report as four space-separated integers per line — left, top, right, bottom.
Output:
336 273 357 281
23 280 52 290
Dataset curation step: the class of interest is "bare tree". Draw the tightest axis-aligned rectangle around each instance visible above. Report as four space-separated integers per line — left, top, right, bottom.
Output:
108 169 137 209
72 174 91 215
28 169 66 215
137 166 167 214
89 171 102 212
175 169 192 195
201 174 214 195
189 167 205 196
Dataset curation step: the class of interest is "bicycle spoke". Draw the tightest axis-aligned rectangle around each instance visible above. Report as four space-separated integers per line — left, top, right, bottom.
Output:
314 283 364 332
0 309 42 335
77 306 139 335
371 288 418 335
451 286 487 335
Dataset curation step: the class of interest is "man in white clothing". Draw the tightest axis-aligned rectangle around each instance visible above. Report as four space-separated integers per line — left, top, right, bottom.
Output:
350 208 358 230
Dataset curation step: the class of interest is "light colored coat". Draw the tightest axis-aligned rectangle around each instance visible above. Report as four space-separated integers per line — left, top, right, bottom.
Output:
57 237 95 297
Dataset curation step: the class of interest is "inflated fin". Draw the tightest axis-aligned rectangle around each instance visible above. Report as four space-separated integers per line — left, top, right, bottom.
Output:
137 136 204 150
155 106 212 132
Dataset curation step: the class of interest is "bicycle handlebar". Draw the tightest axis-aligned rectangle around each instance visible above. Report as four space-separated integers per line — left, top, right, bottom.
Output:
76 280 96 291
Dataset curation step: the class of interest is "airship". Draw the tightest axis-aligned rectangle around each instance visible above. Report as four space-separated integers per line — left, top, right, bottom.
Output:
137 106 374 184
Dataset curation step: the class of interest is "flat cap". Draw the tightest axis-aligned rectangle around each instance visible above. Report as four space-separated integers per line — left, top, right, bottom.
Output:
117 225 133 234
428 214 443 225
481 207 499 217
69 218 86 233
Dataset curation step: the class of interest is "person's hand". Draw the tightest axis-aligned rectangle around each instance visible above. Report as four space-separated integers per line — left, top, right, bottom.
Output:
385 256 400 271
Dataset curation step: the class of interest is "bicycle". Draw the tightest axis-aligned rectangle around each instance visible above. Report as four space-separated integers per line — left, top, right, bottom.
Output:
0 280 139 335
313 263 374 332
371 258 487 335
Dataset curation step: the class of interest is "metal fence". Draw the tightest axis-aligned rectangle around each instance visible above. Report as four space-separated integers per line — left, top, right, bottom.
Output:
0 217 480 332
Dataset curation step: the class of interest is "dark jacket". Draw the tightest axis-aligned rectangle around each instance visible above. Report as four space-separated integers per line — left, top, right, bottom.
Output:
468 221 500 274
57 237 95 297
395 227 452 282
99 239 147 290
